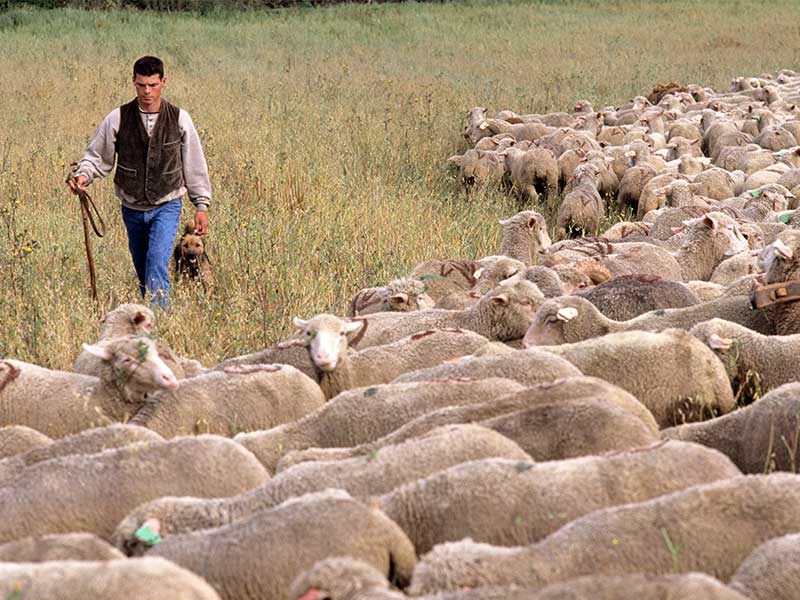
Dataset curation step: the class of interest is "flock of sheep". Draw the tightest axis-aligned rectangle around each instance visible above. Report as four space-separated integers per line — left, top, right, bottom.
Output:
3 68 800 599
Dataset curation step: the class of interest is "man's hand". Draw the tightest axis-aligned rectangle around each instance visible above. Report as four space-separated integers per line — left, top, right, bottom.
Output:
68 175 88 195
194 211 209 235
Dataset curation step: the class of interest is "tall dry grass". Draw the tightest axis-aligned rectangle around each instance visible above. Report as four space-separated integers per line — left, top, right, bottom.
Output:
1 1 798 368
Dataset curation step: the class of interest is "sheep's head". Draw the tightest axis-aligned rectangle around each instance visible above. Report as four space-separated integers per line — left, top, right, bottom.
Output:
523 296 601 347
683 212 749 258
448 149 504 193
101 303 155 337
479 279 544 341
502 266 565 299
762 234 800 283
82 335 178 402
471 256 526 296
737 223 765 250
293 314 363 372
499 210 552 259
462 106 490 145
690 319 744 382
289 557 391 600
383 278 434 312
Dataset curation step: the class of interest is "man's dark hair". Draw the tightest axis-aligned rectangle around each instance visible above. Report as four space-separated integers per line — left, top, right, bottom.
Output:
133 56 164 79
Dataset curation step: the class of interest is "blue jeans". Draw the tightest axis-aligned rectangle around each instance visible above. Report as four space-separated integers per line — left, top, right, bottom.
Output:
121 199 183 311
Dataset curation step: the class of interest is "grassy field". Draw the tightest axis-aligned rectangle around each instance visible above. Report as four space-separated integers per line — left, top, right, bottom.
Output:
1 0 798 369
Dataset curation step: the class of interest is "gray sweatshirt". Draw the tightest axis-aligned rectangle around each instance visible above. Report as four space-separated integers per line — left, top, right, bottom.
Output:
75 103 212 211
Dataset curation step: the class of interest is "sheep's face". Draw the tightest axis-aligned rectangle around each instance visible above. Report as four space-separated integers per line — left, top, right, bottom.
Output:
102 303 155 336
720 221 751 257
523 300 582 347
693 325 741 381
527 213 553 254
483 280 543 340
551 266 593 295
82 336 178 400
688 213 749 258
294 315 362 372
459 150 503 193
471 257 525 295
738 223 764 250
384 280 435 313
463 107 490 145
763 236 800 283
500 210 551 256
385 290 434 312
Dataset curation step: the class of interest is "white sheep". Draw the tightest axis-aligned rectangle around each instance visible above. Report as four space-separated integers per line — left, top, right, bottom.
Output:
346 279 544 349
0 558 221 600
0 336 178 438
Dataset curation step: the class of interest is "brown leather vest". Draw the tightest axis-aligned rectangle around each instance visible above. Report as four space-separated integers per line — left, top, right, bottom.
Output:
114 98 184 205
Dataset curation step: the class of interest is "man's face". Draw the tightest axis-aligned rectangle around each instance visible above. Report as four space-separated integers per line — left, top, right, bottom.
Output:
133 73 166 110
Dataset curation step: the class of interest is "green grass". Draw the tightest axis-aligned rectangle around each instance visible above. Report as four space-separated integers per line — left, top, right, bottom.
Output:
1 1 799 368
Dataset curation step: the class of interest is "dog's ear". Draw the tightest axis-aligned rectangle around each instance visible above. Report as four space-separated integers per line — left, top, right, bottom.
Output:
184 218 196 235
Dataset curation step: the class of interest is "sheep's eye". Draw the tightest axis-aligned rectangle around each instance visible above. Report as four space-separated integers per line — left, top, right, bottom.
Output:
544 316 560 326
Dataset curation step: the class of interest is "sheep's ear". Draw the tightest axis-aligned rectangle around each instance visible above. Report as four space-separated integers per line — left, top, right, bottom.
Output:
478 121 489 130
133 311 148 326
490 294 509 306
293 317 310 330
557 307 579 322
388 293 409 305
708 334 733 350
527 217 537 229
447 155 464 167
774 239 794 260
499 218 511 226
671 226 683 235
703 214 719 233
690 138 699 145
344 320 364 334
82 343 113 361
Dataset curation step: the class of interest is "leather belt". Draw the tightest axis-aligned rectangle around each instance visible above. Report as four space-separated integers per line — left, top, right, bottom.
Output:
750 281 800 309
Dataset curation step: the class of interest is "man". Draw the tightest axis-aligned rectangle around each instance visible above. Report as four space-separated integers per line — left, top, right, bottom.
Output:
68 55 211 310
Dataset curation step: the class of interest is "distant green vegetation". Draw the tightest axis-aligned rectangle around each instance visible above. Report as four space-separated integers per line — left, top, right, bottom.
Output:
1 1 798 367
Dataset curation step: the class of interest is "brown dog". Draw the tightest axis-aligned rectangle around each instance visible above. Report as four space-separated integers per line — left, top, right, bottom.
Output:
173 218 214 293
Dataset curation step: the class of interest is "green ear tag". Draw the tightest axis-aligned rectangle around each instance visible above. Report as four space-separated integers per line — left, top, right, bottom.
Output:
134 522 162 545
750 189 762 197
419 274 447 281
781 214 791 224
